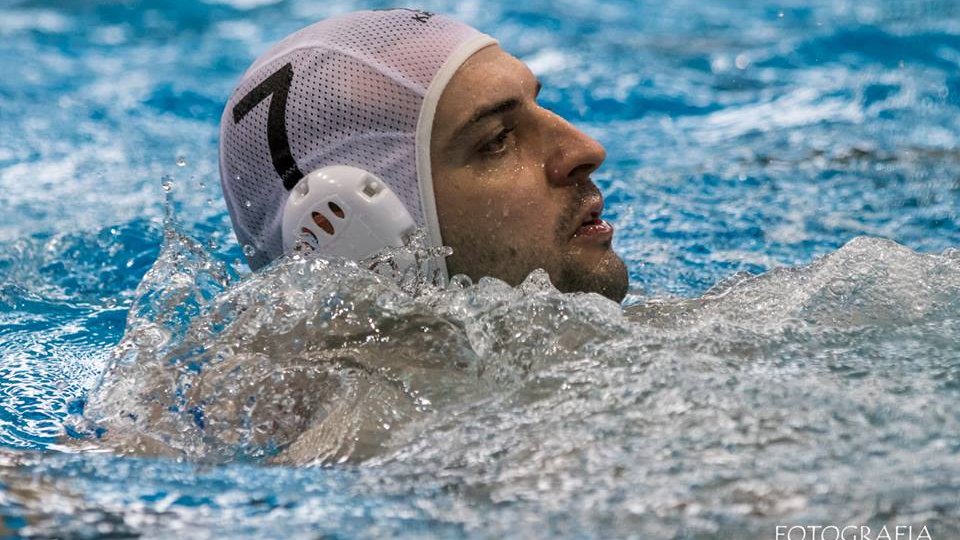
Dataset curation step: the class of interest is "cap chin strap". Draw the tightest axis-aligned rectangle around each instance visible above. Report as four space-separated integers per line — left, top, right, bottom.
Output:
415 35 499 283
282 166 417 264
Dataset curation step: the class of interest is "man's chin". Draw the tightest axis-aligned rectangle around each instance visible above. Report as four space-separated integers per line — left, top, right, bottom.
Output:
556 250 629 303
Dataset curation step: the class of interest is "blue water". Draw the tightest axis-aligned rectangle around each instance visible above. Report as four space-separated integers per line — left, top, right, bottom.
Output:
2 0 960 537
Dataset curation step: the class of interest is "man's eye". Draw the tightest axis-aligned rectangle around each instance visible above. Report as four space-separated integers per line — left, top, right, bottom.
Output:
478 127 515 155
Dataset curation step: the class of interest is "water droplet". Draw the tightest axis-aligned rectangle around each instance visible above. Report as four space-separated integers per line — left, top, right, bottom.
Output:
176 156 187 167
244 200 252 208
735 53 749 70
161 176 174 192
206 198 214 207
243 244 256 257
449 274 473 289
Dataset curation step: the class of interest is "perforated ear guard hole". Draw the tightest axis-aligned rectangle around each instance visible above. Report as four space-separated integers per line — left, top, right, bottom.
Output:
362 177 383 198
328 201 345 217
311 212 335 235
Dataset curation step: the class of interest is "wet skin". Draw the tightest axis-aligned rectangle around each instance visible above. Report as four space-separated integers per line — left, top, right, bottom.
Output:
431 45 629 302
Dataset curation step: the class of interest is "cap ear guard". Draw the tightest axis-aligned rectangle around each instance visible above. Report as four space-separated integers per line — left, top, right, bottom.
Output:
282 165 417 264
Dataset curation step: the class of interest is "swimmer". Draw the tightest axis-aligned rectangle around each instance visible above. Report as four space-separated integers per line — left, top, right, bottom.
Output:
219 8 629 302
82 9 630 464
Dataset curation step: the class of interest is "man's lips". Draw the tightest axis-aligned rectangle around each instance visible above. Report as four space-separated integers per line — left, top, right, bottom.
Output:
571 197 614 241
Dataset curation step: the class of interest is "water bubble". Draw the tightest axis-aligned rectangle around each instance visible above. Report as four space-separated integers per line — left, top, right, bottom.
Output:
161 176 174 192
176 156 187 167
448 274 473 289
243 244 256 257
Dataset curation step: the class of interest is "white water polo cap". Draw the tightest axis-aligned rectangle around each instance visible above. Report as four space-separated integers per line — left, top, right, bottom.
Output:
218 9 497 275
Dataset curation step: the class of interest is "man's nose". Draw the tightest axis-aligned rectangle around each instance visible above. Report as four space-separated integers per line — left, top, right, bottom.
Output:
543 111 607 186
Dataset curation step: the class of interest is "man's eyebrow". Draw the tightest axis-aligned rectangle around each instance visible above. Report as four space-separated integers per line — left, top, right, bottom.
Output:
449 98 521 144
448 79 542 145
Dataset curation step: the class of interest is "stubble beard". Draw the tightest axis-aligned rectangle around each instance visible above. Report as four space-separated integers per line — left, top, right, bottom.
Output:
555 247 629 302
549 184 629 303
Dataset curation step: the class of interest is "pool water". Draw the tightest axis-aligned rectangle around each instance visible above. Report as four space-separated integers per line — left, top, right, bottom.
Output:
2 0 960 537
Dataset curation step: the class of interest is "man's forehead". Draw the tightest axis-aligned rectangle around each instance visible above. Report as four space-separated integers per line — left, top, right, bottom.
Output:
437 46 537 128
455 45 531 81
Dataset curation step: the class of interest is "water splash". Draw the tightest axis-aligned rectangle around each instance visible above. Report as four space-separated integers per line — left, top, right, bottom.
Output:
63 233 960 536
357 237 960 538
76 216 636 464
361 227 452 294
78 232 960 488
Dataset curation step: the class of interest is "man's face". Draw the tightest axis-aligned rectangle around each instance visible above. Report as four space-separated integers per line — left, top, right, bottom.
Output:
431 45 629 302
